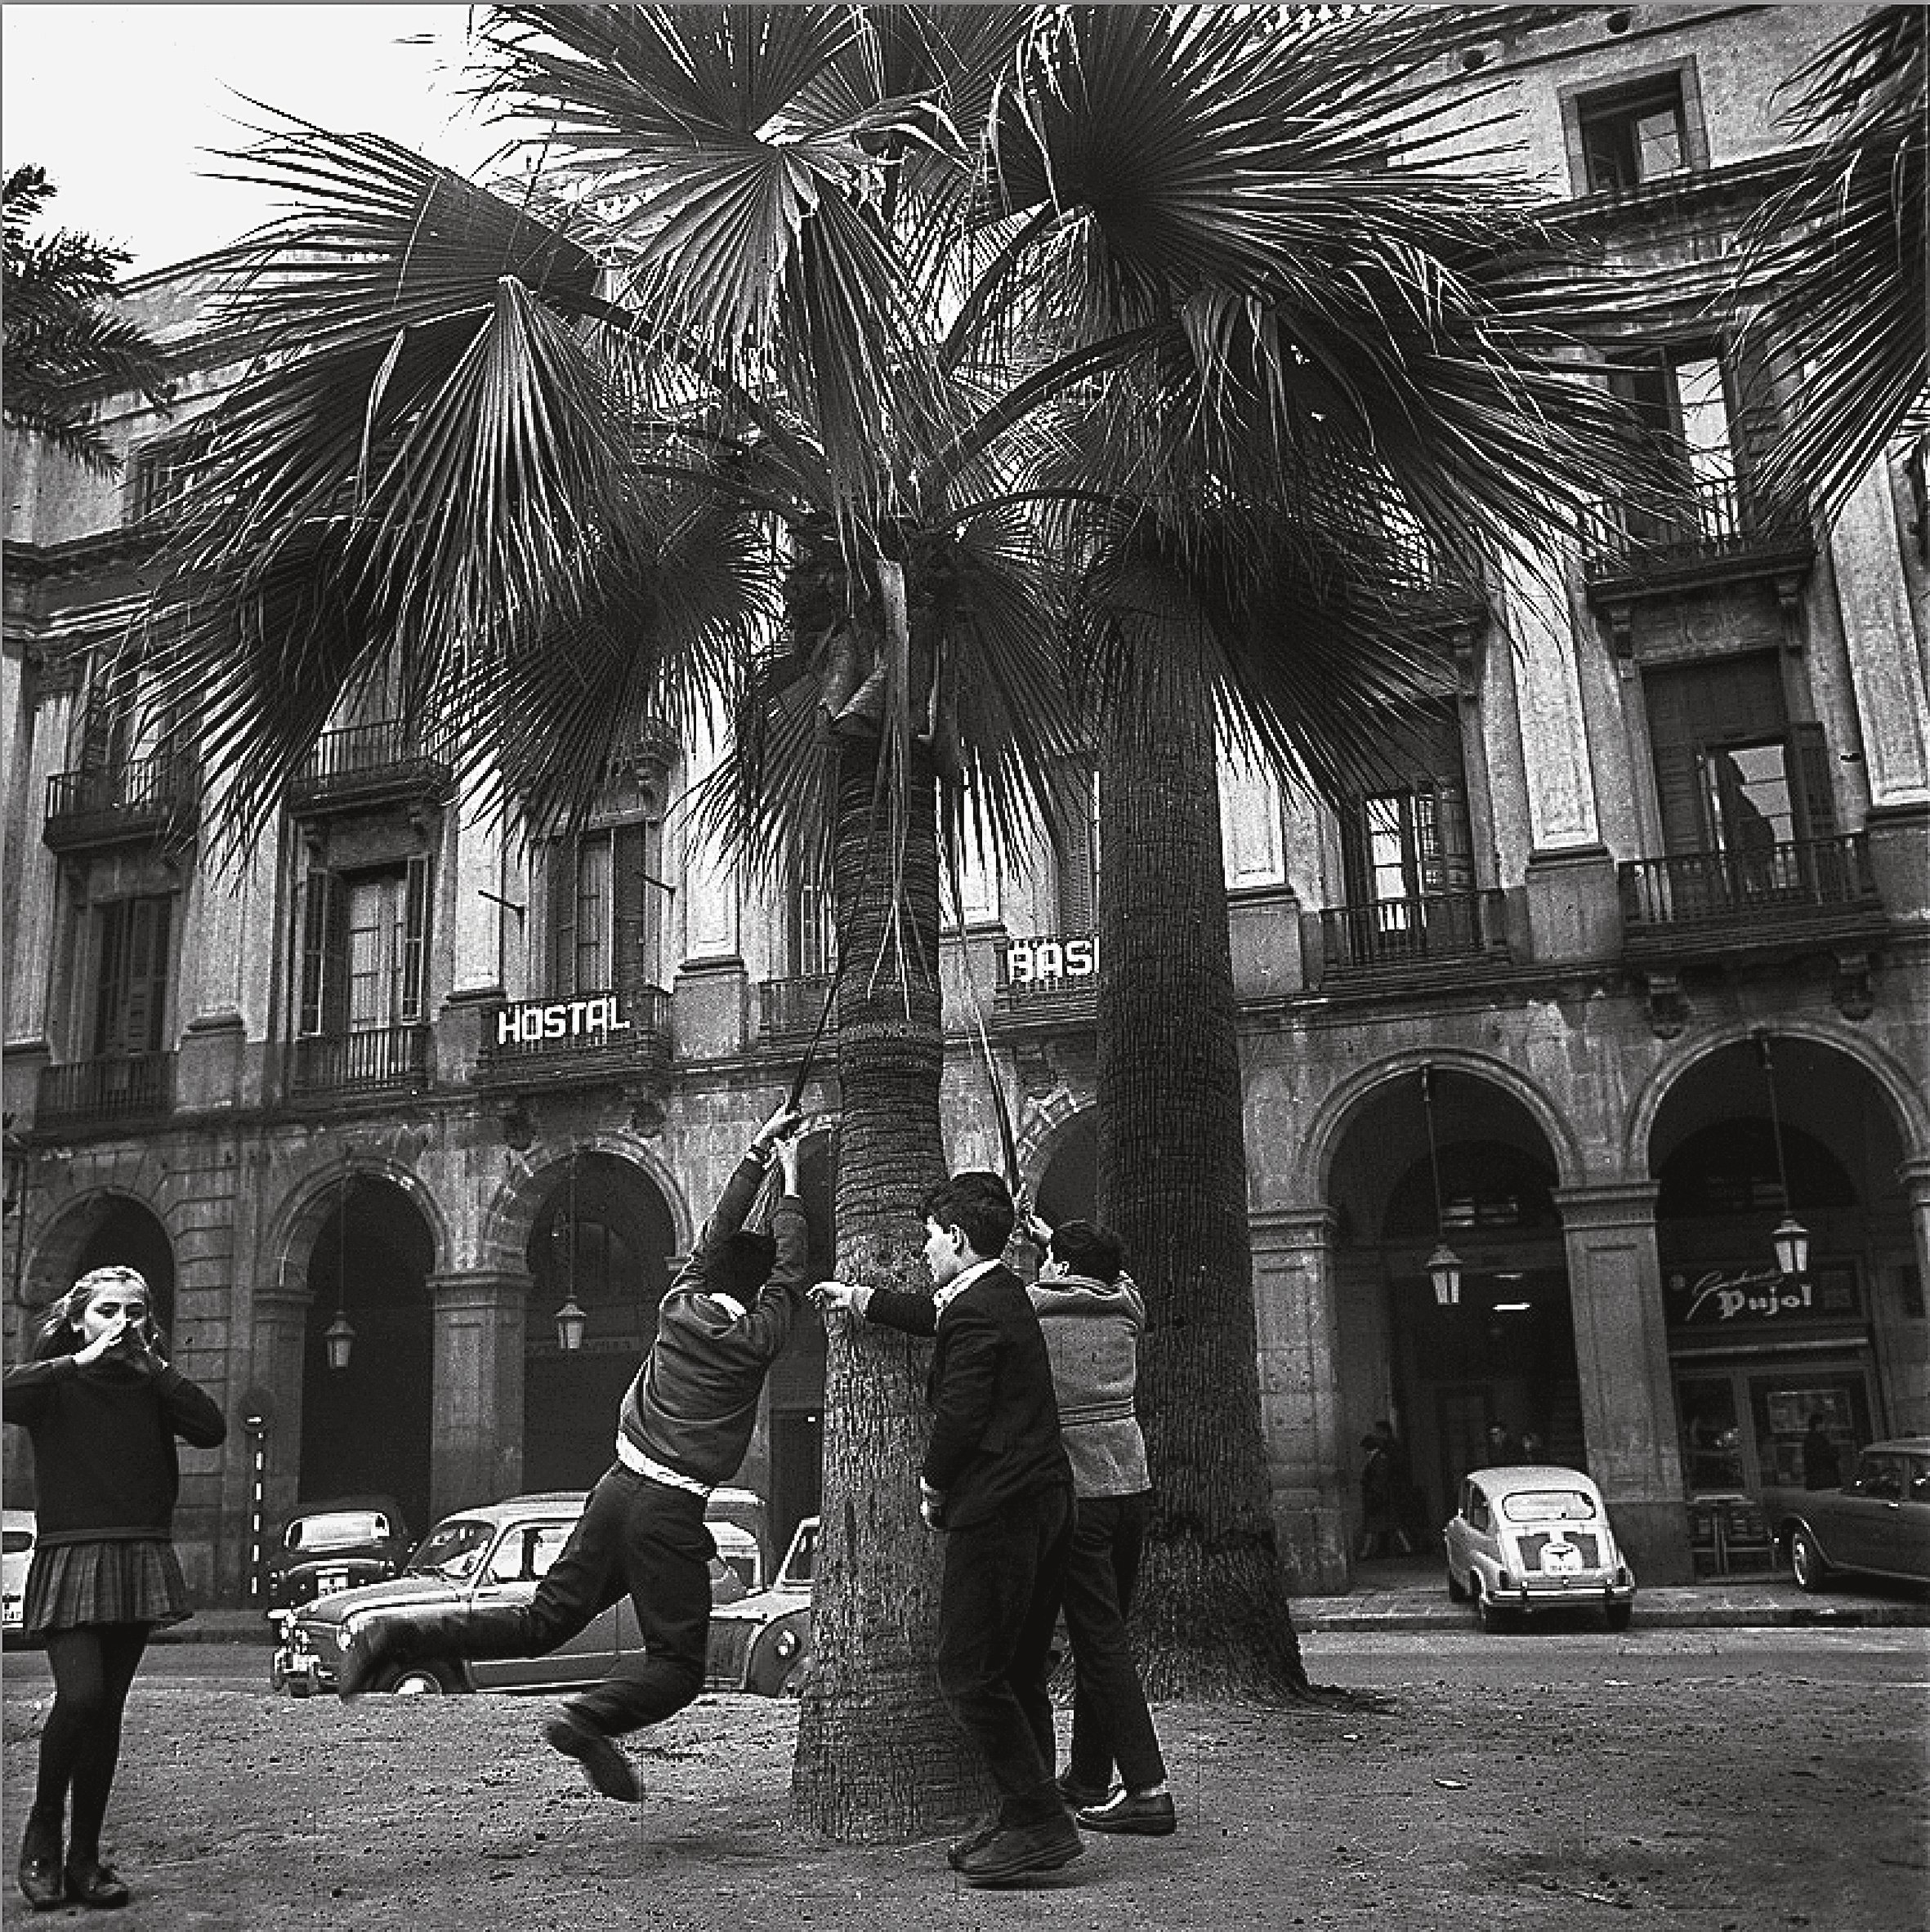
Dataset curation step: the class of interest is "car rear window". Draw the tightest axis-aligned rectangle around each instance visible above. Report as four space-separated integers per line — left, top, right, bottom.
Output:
287 1511 388 1551
1500 1490 1597 1524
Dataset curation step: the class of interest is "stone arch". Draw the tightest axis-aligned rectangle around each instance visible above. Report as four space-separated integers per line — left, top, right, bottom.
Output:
1294 1046 1588 1206
1017 1095 1097 1223
1624 1015 1930 1178
266 1154 453 1297
16 1187 177 1327
480 1131 691 1281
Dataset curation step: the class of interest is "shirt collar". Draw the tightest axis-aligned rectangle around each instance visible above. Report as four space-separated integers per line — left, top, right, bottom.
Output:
933 1256 1000 1315
709 1292 748 1321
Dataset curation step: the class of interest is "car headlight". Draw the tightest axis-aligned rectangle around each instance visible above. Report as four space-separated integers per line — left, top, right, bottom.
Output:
336 1619 362 1653
771 1627 799 1660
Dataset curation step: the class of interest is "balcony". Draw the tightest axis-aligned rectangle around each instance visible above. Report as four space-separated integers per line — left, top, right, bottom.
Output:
1584 474 1813 605
992 933 1098 1028
43 753 197 854
472 986 672 1092
759 974 838 1048
288 1024 431 1098
36 1052 176 1130
284 720 454 819
1620 835 1885 954
1315 890 1509 987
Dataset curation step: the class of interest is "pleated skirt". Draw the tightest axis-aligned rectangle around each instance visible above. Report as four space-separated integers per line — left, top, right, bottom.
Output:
22 1539 190 1635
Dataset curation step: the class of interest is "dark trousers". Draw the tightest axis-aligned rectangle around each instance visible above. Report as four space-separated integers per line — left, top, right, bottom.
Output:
467 1465 715 1737
1061 1490 1165 1793
29 1624 150 1863
936 1483 1073 1827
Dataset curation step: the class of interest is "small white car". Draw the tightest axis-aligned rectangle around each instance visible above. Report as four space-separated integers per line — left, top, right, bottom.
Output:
2 1509 36 1640
1444 1466 1635 1632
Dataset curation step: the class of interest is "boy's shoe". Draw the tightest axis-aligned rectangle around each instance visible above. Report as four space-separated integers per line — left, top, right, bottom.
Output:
62 1858 131 1909
542 1714 641 1803
1076 1788 1177 1836
1055 1773 1112 1809
945 1812 1000 1870
16 1854 64 1912
956 1814 1084 1886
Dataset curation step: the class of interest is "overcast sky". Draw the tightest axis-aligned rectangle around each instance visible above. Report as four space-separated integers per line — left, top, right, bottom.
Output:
2 4 501 273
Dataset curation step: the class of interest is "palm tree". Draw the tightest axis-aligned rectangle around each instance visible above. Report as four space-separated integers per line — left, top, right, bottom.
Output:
142 5 1633 1836
1736 5 1927 516
2 165 172 473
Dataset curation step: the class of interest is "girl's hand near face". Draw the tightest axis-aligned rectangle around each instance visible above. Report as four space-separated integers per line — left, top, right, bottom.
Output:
72 1314 134 1367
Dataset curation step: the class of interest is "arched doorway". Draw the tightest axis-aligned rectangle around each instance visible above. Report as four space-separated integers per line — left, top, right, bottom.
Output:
1649 1033 1923 1572
72 1198 176 1333
1330 1068 1581 1534
1034 1110 1097 1227
300 1176 436 1542
522 1152 676 1494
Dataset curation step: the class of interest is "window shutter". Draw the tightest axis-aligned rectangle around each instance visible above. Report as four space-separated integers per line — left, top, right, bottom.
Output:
1433 781 1476 893
123 897 171 1053
1728 332 1780 518
92 903 129 1055
614 822 650 992
1053 776 1097 935
297 872 336 1037
544 838 575 994
1785 721 1838 844
400 854 431 1021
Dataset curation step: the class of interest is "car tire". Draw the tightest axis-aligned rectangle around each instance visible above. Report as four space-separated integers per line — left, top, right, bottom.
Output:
1789 1525 1829 1594
1474 1583 1513 1634
1604 1603 1632 1634
1446 1565 1469 1603
385 1662 458 1696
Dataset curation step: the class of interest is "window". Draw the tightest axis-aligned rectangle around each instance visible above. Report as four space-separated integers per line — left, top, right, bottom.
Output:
298 858 430 1036
124 429 203 528
543 821 662 995
787 870 836 980
1574 75 1691 194
1611 345 1741 545
1050 767 1098 936
90 895 173 1055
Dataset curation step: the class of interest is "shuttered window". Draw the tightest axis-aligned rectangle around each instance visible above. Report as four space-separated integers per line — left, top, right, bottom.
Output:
91 896 173 1056
545 822 660 995
1340 705 1472 908
1051 769 1099 935
298 858 431 1036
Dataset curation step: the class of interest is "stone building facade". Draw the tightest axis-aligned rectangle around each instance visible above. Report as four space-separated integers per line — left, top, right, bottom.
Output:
4 5 1925 1604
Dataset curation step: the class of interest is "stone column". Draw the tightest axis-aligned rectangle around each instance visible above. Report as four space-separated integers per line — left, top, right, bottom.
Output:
429 1269 531 1518
1252 1207 1349 1594
1554 1181 1694 1585
248 1283 315 1583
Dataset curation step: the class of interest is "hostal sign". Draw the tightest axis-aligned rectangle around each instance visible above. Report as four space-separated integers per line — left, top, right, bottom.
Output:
494 993 632 1046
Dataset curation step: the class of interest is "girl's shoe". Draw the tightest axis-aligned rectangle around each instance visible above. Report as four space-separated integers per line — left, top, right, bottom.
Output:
63 1858 131 1909
16 1852 65 1912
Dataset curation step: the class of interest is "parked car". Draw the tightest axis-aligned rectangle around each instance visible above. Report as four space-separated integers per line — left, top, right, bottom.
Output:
264 1496 413 1611
1759 1436 1930 1593
2 1509 35 1642
271 1491 815 1699
1444 1466 1636 1631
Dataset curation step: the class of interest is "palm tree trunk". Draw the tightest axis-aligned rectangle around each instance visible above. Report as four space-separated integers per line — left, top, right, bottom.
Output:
1096 656 1309 1701
790 734 994 1837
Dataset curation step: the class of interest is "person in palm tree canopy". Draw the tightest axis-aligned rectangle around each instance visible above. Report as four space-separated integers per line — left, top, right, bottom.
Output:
338 1101 809 1809
1020 1211 1175 1839
814 1172 1079 1887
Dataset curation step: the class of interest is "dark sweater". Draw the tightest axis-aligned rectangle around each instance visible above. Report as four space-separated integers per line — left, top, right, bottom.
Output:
618 1154 808 1487
3 1354 228 1546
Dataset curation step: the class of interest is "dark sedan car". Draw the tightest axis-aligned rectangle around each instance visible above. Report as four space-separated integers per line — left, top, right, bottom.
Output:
1760 1436 1930 1592
264 1496 413 1612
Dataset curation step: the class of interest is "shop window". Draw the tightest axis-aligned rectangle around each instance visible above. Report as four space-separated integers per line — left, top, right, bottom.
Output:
89 894 174 1055
1572 74 1694 194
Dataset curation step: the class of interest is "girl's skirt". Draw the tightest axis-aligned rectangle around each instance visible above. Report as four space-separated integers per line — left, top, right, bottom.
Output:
23 1538 190 1635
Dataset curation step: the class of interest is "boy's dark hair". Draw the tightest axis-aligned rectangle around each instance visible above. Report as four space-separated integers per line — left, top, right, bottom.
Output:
718 1230 778 1300
919 1171 1015 1261
1047 1219 1124 1284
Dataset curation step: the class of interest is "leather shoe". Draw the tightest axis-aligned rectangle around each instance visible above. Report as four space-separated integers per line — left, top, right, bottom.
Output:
1056 1772 1111 1809
64 1858 131 1909
945 1811 999 1871
957 1815 1084 1887
543 1713 641 1803
1077 1788 1177 1836
17 1854 64 1912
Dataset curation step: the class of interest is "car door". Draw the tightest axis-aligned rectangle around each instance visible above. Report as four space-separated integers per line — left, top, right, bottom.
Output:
1829 1454 1905 1574
466 1518 621 1690
1897 1456 1930 1583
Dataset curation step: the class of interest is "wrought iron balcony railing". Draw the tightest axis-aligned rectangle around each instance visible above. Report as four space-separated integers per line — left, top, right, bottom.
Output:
1619 834 1881 935
473 986 672 1090
1584 473 1811 579
759 974 838 1046
285 720 454 815
43 753 198 852
36 1052 176 1128
1318 890 1508 979
288 1024 431 1097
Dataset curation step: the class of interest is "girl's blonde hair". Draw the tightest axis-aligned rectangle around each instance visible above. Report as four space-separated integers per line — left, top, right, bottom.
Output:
33 1266 155 1361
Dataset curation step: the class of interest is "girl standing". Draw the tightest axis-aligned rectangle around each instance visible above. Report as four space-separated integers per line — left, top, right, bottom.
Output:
4 1265 226 1911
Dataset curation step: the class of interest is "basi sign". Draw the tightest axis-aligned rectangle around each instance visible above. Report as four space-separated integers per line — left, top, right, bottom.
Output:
1002 935 1097 985
493 993 632 1048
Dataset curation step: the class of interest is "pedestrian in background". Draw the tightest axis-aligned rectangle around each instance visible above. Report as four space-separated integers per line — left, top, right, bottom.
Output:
815 1171 1079 1887
1801 1414 1842 1490
4 1265 228 1912
1024 1212 1175 1837
1356 1432 1414 1559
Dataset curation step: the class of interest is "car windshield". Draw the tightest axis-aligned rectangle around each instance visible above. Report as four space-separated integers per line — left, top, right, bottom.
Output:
405 1520 494 1581
287 1510 388 1552
1500 1490 1598 1525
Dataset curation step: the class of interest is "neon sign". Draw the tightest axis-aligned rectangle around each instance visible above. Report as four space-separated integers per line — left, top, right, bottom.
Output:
1003 935 1097 984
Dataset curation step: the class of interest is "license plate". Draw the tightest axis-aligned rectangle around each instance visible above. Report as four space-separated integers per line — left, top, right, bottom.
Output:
315 1571 350 1596
1543 1544 1581 1574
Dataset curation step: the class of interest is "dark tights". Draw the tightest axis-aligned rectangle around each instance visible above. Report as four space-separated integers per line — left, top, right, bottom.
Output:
27 1625 150 1863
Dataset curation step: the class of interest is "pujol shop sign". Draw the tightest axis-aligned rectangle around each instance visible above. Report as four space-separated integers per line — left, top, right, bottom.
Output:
1665 1263 1861 1327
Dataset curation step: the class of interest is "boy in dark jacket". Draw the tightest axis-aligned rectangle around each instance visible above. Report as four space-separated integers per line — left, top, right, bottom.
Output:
815 1171 1078 1886
338 1104 807 1805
